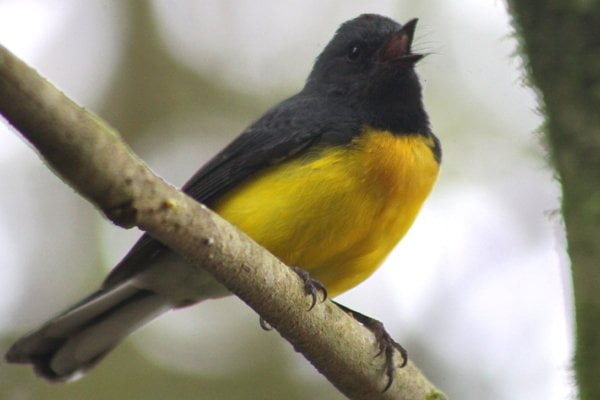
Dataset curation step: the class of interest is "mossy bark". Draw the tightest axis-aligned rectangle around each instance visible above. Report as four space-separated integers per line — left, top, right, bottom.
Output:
506 2 600 399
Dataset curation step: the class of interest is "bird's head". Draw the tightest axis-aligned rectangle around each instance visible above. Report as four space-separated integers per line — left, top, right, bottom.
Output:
306 14 428 132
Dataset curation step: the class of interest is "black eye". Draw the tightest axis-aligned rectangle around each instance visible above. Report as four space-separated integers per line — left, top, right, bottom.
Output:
347 44 362 61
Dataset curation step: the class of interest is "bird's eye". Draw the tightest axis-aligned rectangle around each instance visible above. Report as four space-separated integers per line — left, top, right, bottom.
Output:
347 44 362 61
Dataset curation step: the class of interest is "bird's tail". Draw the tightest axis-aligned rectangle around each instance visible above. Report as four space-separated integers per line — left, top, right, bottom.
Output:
4 282 172 382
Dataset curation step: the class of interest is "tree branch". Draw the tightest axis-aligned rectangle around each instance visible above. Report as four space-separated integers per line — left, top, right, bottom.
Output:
0 44 444 399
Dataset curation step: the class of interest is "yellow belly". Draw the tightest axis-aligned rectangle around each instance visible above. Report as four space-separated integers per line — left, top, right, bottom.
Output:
212 129 439 296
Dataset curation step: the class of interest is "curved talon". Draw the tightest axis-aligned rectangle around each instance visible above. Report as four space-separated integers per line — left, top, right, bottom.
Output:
372 323 407 391
291 266 327 310
259 316 273 331
365 318 407 391
332 301 407 392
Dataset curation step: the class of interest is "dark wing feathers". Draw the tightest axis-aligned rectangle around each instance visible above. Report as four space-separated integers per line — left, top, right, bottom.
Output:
103 94 329 288
183 123 324 205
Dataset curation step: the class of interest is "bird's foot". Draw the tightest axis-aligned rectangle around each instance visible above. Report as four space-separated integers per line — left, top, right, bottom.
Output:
333 301 407 392
259 266 327 330
291 266 327 310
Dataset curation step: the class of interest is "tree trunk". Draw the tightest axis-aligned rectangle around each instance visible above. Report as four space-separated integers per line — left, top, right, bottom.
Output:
506 3 600 399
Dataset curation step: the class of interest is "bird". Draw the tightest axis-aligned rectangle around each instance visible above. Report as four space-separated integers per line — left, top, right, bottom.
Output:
5 13 441 388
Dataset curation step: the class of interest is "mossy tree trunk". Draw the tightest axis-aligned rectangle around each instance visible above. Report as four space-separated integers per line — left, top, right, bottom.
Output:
506 2 600 399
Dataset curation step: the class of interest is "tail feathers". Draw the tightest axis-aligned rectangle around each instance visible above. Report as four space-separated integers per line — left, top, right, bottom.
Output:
5 282 171 382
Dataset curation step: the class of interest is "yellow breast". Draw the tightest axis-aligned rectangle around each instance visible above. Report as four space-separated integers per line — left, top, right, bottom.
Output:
212 129 439 296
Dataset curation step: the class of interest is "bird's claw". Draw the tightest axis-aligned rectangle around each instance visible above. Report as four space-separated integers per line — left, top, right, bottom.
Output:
333 301 407 392
259 316 273 331
367 318 408 391
291 266 327 310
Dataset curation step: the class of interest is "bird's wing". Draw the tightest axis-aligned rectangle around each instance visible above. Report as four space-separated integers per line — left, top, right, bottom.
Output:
181 104 325 203
103 95 328 288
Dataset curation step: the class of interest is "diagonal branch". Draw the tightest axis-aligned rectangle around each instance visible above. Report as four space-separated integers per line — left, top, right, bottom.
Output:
0 44 445 400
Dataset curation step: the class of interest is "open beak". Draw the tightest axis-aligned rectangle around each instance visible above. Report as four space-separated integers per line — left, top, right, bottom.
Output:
378 18 424 65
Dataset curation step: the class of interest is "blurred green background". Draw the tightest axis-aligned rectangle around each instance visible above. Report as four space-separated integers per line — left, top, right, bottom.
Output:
0 1 573 399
